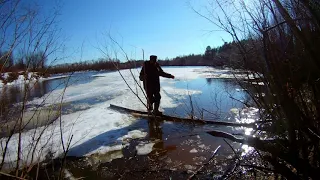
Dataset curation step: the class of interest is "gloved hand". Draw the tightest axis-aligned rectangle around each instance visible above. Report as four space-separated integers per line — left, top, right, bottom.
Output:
139 75 144 81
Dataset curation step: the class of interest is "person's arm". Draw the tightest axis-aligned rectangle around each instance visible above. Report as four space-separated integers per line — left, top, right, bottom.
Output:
157 63 174 79
139 63 145 81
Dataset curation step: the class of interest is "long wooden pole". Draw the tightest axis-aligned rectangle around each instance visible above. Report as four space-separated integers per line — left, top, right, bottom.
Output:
109 104 257 128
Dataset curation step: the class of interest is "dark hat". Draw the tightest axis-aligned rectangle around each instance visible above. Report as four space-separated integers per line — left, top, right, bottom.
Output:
150 55 157 61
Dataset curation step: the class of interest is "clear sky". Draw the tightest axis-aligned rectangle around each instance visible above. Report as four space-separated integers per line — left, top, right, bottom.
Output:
40 0 233 63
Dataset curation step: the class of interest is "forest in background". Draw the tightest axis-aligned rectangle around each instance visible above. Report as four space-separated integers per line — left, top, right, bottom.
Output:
0 40 252 75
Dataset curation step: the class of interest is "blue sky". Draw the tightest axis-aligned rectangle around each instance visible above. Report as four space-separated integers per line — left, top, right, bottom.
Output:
40 0 232 63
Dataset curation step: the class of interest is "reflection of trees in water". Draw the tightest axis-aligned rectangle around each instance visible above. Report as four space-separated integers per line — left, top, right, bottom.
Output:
0 87 10 117
0 81 52 117
28 81 51 100
206 78 239 88
0 85 22 118
0 81 51 104
202 78 257 117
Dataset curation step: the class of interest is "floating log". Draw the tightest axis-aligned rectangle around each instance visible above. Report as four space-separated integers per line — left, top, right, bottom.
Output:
109 104 257 128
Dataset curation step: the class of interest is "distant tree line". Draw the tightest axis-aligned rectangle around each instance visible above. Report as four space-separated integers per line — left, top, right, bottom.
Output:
1 40 258 75
157 40 260 71
47 59 145 74
0 50 47 72
40 42 240 74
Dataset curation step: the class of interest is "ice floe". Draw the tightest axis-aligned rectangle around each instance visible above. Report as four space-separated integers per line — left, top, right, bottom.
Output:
136 141 155 155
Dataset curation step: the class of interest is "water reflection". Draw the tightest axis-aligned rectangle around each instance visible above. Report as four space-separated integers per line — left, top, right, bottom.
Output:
0 72 100 117
0 80 59 106
171 78 251 120
147 118 179 157
0 85 25 119
148 119 164 153
0 82 52 119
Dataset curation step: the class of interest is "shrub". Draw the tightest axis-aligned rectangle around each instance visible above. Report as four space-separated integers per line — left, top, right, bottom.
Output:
6 72 19 83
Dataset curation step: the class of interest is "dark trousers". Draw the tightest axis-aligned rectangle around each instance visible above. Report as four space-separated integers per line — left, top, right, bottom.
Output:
143 81 161 110
146 90 161 107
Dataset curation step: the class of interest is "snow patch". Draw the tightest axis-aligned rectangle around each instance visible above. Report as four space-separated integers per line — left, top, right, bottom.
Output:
136 141 155 155
189 148 198 153
162 86 201 96
117 130 147 142
40 75 69 81
85 144 125 156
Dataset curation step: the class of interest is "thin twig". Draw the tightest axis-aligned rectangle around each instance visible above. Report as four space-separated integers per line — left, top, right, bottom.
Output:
187 145 221 180
0 171 27 180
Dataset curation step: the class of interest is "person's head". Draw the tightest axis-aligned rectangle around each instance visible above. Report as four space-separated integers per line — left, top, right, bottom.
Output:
150 55 157 64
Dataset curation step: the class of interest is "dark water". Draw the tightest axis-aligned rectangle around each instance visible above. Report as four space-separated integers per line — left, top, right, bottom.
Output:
0 71 110 103
163 77 251 120
0 71 112 116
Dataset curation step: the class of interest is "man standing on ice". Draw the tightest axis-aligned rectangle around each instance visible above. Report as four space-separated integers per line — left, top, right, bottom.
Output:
139 55 174 115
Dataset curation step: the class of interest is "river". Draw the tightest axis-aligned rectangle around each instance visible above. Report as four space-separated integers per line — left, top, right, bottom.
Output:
0 66 259 179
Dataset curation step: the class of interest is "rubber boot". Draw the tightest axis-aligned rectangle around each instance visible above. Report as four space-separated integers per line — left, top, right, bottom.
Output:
153 102 162 116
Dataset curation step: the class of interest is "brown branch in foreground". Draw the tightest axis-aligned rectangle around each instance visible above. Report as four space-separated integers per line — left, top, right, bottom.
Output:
0 171 27 180
206 130 319 180
220 139 242 179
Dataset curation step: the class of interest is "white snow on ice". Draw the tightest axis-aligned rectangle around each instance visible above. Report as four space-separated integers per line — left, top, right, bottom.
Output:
189 148 198 153
118 130 147 143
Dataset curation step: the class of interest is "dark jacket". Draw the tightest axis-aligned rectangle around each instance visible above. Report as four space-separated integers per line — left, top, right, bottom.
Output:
139 61 173 92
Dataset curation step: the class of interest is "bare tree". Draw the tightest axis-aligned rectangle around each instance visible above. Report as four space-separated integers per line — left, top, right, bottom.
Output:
0 51 13 69
192 0 320 178
0 0 73 179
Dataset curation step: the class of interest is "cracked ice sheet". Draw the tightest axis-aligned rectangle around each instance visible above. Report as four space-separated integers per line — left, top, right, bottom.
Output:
0 67 207 165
